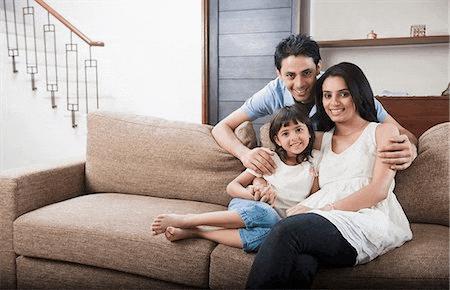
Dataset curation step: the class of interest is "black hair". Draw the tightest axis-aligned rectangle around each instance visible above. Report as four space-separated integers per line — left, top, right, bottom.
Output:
274 34 321 71
269 105 315 164
315 62 378 132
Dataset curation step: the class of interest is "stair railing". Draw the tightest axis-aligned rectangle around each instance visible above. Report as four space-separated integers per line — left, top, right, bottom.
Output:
2 0 104 127
3 0 19 72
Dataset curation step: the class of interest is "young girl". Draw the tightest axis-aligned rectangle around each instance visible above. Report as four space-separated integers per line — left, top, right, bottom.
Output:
151 105 321 252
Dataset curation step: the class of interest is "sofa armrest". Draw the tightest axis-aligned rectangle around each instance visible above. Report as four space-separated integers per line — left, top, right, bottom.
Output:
0 159 86 289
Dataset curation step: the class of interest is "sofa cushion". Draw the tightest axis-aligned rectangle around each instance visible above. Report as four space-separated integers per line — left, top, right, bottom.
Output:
209 244 255 289
312 223 449 289
259 122 273 149
395 122 449 226
14 193 227 288
17 256 187 290
209 223 449 289
86 111 247 207
235 121 257 149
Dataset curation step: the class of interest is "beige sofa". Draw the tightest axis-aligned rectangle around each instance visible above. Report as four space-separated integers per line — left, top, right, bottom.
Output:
1 111 448 289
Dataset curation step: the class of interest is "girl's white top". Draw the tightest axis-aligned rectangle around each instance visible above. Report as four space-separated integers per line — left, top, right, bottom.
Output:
247 149 321 217
302 122 412 264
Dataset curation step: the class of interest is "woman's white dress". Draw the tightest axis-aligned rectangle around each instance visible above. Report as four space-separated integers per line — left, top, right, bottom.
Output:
302 122 412 264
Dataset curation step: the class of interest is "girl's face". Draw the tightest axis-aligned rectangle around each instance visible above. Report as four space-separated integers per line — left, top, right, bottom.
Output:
275 121 311 159
322 76 358 123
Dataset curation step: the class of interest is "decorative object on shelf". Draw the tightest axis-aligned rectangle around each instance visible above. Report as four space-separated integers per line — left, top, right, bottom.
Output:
442 83 449 96
367 30 377 39
410 25 426 37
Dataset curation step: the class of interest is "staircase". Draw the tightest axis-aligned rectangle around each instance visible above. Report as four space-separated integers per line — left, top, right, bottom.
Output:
1 0 104 171
2 0 104 128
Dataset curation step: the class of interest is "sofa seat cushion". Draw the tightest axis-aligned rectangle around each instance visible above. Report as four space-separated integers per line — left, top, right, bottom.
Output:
209 223 448 289
14 193 227 288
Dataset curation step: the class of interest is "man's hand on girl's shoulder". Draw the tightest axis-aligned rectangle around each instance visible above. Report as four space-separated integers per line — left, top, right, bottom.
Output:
242 147 276 176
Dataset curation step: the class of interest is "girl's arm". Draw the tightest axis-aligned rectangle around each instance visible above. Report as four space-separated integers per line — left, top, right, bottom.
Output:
226 171 258 200
322 123 398 211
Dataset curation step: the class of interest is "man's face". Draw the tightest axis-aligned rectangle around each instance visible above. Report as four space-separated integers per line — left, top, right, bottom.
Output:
277 55 320 104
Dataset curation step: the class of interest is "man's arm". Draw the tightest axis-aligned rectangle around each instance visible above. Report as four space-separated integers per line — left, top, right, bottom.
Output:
211 108 276 175
378 114 418 170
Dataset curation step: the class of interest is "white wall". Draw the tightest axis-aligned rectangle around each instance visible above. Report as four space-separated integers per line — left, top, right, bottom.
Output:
311 0 449 96
0 0 201 171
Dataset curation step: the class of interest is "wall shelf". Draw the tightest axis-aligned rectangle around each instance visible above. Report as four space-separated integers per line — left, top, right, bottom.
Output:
318 35 449 48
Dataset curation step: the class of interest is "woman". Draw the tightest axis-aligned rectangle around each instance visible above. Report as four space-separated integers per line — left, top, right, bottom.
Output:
246 62 412 289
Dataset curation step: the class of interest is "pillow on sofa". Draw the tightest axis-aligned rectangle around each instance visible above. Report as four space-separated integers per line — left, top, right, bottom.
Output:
395 122 449 226
259 122 274 150
235 121 257 149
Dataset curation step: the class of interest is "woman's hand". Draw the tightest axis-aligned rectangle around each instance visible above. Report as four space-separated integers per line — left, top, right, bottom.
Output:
286 204 312 216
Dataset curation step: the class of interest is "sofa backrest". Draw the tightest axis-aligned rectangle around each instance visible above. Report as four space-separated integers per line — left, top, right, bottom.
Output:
395 122 449 226
85 111 251 207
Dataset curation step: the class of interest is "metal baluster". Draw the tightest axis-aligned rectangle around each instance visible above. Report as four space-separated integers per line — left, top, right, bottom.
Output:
23 0 38 90
3 0 19 73
66 32 79 128
43 12 58 108
85 46 99 113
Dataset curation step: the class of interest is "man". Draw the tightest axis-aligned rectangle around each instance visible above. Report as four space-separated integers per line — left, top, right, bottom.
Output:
211 34 417 176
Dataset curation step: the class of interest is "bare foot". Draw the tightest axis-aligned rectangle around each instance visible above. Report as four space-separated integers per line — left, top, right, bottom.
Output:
151 214 193 235
165 226 198 242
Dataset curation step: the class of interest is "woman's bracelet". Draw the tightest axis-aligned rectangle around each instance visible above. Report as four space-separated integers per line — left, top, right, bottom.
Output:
328 203 336 211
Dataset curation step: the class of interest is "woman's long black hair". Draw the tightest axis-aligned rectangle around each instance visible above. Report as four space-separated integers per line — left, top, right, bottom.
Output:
269 104 315 164
315 62 378 132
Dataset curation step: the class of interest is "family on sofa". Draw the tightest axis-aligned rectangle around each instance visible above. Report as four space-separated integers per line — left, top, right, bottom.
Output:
151 34 419 289
2 33 447 290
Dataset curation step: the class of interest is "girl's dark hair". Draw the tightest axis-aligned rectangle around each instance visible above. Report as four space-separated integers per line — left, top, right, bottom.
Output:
269 105 315 164
315 62 378 131
274 34 321 71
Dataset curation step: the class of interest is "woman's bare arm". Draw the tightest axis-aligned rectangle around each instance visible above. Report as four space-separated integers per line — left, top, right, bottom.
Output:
324 123 398 211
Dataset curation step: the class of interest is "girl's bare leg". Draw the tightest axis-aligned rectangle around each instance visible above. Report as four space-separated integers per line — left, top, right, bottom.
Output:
151 211 245 235
165 226 243 249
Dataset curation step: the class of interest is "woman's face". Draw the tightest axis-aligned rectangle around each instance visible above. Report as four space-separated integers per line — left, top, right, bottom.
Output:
321 76 357 123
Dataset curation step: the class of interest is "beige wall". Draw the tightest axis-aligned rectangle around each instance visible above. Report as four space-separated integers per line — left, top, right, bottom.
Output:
311 0 449 96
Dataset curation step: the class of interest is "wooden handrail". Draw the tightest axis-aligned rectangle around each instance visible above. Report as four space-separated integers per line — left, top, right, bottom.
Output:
35 0 104 47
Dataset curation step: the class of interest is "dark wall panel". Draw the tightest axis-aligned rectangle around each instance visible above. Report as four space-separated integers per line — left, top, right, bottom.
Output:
219 79 273 102
219 32 290 57
218 101 245 120
209 0 299 127
219 8 292 34
219 0 291 11
219 56 276 79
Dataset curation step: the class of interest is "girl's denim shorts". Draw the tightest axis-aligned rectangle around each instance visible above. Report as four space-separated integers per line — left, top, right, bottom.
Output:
228 198 281 252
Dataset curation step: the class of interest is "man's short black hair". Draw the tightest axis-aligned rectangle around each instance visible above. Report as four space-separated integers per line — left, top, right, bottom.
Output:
274 34 321 71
